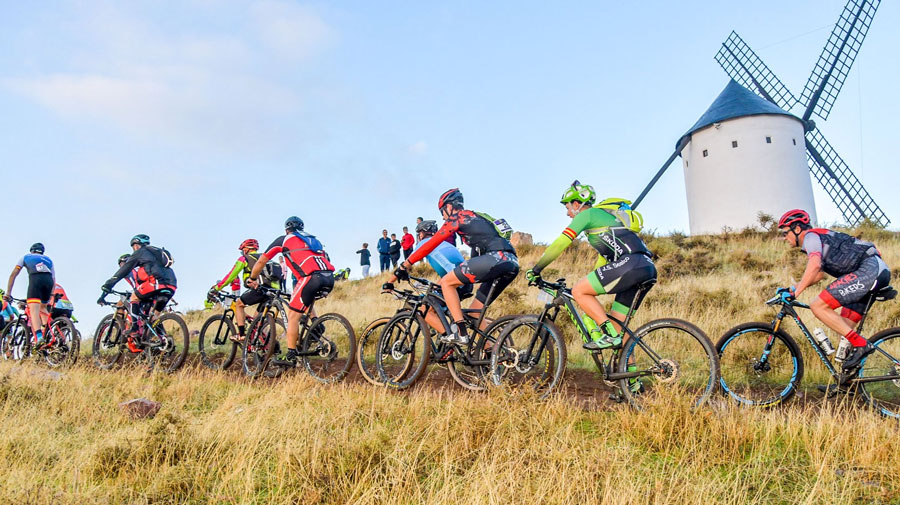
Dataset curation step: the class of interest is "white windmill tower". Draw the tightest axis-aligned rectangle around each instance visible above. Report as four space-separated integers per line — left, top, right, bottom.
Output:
633 0 889 233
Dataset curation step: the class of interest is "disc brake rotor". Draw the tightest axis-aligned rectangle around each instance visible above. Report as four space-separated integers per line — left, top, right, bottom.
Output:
654 359 679 384
390 340 405 361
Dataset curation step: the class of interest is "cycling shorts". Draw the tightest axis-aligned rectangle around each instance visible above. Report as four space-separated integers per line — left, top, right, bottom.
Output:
453 251 519 305
239 288 268 307
820 255 891 322
587 253 657 315
26 273 54 304
289 272 334 313
135 287 175 312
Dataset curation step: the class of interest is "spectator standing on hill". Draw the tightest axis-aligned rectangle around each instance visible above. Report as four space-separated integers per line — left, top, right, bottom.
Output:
377 230 391 273
401 227 415 259
356 243 371 277
389 233 402 268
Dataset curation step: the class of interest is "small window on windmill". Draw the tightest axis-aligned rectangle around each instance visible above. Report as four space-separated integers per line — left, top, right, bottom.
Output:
766 136 772 144
732 141 738 148
792 138 797 145
702 149 708 157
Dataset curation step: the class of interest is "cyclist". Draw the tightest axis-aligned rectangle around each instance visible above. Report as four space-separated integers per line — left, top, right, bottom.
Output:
118 254 137 289
777 209 890 376
247 216 335 366
525 181 657 352
0 288 19 333
99 234 177 341
4 243 55 346
209 239 284 342
50 283 75 319
393 189 519 344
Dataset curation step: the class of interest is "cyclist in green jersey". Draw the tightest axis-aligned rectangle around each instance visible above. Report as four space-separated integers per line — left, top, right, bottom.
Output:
526 181 657 351
209 239 284 341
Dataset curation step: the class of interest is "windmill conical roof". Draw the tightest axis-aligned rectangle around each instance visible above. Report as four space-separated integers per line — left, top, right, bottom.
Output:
677 80 799 148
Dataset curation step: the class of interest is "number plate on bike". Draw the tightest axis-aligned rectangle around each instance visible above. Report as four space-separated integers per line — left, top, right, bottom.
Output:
536 290 554 304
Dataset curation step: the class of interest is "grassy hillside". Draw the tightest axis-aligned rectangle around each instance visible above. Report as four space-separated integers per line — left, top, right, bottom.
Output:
4 223 900 504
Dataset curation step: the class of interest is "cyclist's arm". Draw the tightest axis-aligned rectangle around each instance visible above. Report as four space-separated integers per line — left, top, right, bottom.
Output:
532 211 594 274
102 254 140 291
214 258 246 290
793 255 823 296
6 264 22 296
405 221 458 266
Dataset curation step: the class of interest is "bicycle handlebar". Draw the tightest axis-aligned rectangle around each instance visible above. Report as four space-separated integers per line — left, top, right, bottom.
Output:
533 277 568 291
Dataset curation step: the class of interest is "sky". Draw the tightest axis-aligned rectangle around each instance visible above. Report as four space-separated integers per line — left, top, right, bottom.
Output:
1 0 898 330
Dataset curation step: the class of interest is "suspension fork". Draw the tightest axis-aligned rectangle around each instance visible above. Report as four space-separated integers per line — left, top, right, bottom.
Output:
523 305 559 365
761 310 789 363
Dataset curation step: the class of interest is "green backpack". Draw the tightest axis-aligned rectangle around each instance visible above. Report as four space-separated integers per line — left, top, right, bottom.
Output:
475 211 513 240
593 198 643 233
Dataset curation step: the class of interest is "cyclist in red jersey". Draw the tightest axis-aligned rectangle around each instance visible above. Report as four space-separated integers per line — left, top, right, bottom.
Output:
393 188 519 344
247 216 335 366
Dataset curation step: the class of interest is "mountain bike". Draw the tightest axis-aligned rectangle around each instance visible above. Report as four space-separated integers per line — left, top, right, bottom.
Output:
356 288 418 385
242 286 355 383
492 277 719 406
199 291 286 371
717 287 900 418
95 290 190 373
0 297 78 368
374 274 520 391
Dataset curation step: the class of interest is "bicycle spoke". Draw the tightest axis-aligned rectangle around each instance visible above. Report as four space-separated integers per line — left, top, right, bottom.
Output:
859 330 900 418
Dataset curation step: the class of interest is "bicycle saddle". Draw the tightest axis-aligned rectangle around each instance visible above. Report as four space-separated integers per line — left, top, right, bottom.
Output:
875 285 897 302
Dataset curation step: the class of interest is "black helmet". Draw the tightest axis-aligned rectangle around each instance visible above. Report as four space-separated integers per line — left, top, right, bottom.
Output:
285 216 304 232
438 188 464 210
30 243 45 254
416 220 438 234
130 234 150 246
118 253 131 265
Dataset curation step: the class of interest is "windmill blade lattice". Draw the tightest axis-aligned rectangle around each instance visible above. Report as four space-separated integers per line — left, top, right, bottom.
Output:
715 31 797 110
801 0 881 121
805 128 889 226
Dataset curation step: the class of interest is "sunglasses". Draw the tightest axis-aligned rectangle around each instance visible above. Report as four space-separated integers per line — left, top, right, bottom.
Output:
780 229 792 237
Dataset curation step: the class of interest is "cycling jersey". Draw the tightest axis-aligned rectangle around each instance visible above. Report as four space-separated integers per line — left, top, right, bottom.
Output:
802 229 880 278
532 207 651 274
261 232 334 278
103 245 177 293
414 240 465 277
50 283 74 318
408 210 515 264
214 250 282 291
16 254 55 278
0 300 18 321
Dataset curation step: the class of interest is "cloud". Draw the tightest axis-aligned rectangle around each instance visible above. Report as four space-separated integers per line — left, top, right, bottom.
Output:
407 141 428 155
250 1 336 60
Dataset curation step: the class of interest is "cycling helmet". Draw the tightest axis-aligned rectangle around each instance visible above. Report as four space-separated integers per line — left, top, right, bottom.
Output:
778 209 811 229
416 220 438 234
438 188 464 210
560 180 596 206
30 243 45 254
239 239 259 251
284 216 304 232
118 253 131 265
130 234 151 246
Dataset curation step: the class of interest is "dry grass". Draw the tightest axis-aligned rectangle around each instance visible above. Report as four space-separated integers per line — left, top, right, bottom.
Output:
5 225 900 504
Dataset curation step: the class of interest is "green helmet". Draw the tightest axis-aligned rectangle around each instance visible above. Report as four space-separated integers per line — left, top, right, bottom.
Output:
560 180 595 205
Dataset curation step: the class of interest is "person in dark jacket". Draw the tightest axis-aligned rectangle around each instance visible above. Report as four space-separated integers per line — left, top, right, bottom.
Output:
389 233 402 268
356 243 372 277
377 230 391 273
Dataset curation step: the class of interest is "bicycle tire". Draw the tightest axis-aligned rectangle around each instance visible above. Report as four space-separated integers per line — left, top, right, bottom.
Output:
147 313 190 373
489 315 567 398
375 310 431 390
0 317 29 361
301 313 356 383
243 313 275 378
447 314 522 392
42 317 78 368
92 314 125 369
356 316 396 385
618 318 719 409
857 327 900 419
716 322 803 407
198 314 239 370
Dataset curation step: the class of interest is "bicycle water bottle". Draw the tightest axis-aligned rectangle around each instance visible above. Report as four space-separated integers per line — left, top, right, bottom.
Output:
813 328 835 355
582 314 599 334
835 336 852 362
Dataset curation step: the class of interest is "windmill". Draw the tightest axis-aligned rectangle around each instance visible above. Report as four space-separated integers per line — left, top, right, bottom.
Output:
634 0 889 233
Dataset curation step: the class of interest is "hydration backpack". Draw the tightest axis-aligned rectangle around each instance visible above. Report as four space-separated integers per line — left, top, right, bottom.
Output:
148 245 174 268
594 198 643 233
291 231 325 252
475 211 513 240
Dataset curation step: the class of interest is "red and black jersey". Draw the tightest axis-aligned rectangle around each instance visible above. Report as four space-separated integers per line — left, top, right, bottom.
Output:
408 210 515 265
262 232 334 278
103 245 177 292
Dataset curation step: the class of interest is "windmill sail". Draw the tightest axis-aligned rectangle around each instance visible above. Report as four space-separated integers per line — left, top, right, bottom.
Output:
715 31 797 110
800 0 881 121
805 128 888 226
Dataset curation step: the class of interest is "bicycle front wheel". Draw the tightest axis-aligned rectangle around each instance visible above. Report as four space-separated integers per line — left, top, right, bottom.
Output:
301 313 356 383
43 317 78 368
243 313 275 378
375 311 431 390
619 318 719 409
357 316 395 385
447 314 522 392
858 328 900 419
198 314 239 370
716 322 803 407
149 313 190 373
1 318 29 361
489 315 567 398
92 315 125 369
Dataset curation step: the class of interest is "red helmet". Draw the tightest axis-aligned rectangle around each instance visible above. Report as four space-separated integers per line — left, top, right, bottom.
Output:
438 188 464 210
239 239 259 251
778 209 811 229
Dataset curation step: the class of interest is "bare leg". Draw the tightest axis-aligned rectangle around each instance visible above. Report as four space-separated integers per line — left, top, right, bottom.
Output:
439 273 465 324
810 297 854 336
286 309 302 349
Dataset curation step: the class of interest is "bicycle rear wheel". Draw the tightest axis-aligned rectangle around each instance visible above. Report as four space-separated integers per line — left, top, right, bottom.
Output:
489 315 567 398
243 313 275 378
619 318 719 409
716 322 803 407
198 314 239 370
301 313 356 383
92 315 125 369
356 316 395 385
375 311 431 390
447 314 521 391
148 313 190 373
1 318 29 361
858 328 900 419
43 317 78 368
